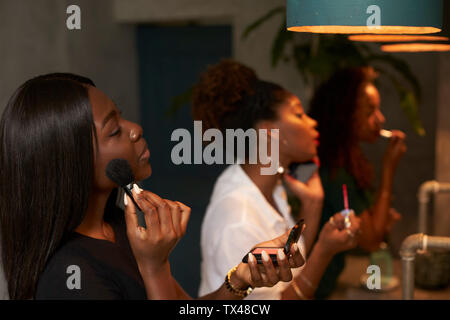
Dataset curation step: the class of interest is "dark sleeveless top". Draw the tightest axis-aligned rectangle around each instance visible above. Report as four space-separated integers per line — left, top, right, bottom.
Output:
35 189 146 300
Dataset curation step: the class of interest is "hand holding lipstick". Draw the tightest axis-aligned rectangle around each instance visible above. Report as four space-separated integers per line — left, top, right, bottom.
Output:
319 212 361 255
341 184 352 228
382 130 407 173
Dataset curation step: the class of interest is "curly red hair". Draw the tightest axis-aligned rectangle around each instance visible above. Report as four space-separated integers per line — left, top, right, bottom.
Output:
309 66 378 190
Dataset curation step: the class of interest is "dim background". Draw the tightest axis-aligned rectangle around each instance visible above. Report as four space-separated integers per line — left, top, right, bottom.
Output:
0 0 449 299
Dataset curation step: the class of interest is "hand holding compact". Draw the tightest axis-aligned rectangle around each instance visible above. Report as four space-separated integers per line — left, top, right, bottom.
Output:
231 228 306 291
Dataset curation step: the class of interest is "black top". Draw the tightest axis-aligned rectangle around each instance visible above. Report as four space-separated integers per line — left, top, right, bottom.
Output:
34 195 147 300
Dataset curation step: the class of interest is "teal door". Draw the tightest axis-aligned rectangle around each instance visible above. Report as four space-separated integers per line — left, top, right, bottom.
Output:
137 25 231 297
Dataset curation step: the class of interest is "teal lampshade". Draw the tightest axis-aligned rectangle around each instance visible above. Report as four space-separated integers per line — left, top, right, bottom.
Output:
287 0 443 34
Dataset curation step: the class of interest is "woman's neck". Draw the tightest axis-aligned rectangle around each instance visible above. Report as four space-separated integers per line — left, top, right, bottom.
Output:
75 189 115 242
240 162 284 212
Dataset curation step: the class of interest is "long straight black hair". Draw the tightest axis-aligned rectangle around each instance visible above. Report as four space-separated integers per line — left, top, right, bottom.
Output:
0 73 98 299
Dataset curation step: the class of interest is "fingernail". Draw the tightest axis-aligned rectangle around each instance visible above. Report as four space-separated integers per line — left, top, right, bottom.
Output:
293 243 299 252
249 253 255 263
123 193 128 206
133 184 141 194
261 250 270 262
277 249 286 261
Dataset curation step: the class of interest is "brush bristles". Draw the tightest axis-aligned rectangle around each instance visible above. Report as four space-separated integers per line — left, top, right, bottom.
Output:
105 159 135 187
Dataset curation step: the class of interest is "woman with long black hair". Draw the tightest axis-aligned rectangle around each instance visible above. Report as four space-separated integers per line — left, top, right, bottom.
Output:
0 73 304 300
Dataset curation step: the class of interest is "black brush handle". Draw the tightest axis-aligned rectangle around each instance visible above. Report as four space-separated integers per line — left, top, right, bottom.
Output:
123 186 147 229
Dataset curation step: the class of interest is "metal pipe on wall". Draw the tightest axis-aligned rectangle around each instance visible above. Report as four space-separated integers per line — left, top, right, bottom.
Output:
418 180 450 234
399 233 450 299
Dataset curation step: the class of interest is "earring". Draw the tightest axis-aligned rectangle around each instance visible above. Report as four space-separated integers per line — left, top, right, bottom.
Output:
278 139 287 174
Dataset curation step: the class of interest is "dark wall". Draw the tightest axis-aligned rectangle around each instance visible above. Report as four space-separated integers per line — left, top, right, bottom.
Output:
137 25 232 297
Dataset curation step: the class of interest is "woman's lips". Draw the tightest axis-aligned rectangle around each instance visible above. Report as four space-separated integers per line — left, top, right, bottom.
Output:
139 142 150 161
140 148 150 160
313 132 320 146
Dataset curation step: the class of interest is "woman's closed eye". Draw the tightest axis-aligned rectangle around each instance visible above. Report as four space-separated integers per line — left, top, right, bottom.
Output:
296 112 305 119
109 109 123 137
109 126 121 137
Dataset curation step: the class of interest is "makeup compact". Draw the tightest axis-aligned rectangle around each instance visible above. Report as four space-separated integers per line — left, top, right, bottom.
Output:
242 219 305 266
244 247 281 265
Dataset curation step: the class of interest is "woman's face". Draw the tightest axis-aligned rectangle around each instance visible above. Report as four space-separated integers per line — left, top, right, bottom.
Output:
270 93 319 164
88 86 151 191
354 83 385 143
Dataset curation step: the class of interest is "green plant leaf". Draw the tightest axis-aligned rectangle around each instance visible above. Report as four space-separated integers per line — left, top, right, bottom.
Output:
271 17 293 67
367 54 421 100
399 90 425 136
355 41 373 56
292 43 313 84
166 86 194 118
293 35 368 86
241 6 285 40
379 69 425 136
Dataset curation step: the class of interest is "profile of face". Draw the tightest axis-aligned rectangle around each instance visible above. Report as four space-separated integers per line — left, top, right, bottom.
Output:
265 93 319 165
88 86 151 191
354 83 385 143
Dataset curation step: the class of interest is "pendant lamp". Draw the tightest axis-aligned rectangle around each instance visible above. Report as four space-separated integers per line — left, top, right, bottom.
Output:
348 35 448 42
381 43 450 52
287 0 443 34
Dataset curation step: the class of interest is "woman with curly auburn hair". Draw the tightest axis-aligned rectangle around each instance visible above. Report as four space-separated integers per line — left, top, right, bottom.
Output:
193 59 362 300
308 66 406 299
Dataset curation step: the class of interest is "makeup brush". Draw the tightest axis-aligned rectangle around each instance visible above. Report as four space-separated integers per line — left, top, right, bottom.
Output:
106 158 147 228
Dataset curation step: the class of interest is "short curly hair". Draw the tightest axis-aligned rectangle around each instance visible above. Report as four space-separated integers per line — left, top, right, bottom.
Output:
191 59 289 133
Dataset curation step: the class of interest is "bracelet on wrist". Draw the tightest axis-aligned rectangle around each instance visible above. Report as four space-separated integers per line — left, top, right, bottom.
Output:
224 266 253 298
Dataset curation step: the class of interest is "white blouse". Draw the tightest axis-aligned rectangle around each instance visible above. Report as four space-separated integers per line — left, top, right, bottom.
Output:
198 164 306 299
